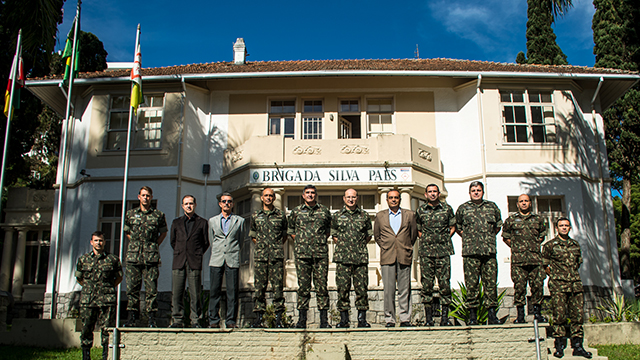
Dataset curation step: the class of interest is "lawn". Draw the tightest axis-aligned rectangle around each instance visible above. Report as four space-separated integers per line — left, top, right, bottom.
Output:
593 344 640 360
0 346 103 360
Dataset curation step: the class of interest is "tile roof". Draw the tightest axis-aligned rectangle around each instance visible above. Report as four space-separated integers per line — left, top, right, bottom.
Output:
35 58 637 81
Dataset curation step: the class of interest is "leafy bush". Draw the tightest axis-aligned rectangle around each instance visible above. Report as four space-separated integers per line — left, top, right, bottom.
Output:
450 281 506 324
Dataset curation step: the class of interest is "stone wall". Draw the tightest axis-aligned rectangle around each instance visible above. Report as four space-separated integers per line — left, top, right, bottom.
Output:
44 285 613 326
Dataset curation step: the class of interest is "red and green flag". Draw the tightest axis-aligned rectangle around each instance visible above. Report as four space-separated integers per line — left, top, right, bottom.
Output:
3 50 24 119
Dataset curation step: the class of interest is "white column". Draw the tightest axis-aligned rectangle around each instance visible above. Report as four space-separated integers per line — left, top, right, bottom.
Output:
399 187 419 285
247 188 263 287
379 187 391 211
0 228 15 292
11 227 28 300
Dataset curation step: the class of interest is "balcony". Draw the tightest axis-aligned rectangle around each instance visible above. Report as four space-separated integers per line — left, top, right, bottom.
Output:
222 134 442 191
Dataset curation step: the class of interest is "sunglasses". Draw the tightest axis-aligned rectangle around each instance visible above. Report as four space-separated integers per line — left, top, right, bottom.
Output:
220 200 233 204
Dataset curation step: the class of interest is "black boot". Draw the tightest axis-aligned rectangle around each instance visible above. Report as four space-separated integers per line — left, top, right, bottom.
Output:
571 337 593 359
440 304 452 326
468 308 478 325
123 310 138 327
147 312 157 328
296 310 307 329
102 343 109 360
424 305 434 326
82 346 91 360
513 306 526 324
251 312 264 328
487 307 501 325
533 304 547 323
336 311 349 328
357 310 371 328
319 309 332 328
553 337 566 358
274 311 284 328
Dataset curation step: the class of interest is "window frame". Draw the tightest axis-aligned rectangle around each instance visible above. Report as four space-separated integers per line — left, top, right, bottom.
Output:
268 99 296 139
366 97 395 137
302 99 324 140
24 230 50 285
500 89 557 144
104 94 165 151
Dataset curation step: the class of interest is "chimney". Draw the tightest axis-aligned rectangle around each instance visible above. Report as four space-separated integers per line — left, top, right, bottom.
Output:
233 38 247 65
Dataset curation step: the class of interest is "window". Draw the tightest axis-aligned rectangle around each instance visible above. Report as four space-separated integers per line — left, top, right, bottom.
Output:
302 100 323 139
367 98 393 135
24 230 50 285
501 90 556 143
269 100 295 138
105 94 165 150
507 195 564 240
339 99 361 139
98 200 157 255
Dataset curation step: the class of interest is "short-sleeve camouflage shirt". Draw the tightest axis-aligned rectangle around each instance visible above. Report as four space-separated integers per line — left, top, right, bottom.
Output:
124 207 168 264
75 251 122 307
415 201 456 258
455 199 503 256
249 207 288 261
287 202 331 259
502 212 546 265
542 235 584 293
331 206 373 265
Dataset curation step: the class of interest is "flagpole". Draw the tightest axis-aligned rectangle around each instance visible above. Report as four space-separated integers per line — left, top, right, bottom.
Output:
50 0 81 319
0 30 21 210
112 23 140 359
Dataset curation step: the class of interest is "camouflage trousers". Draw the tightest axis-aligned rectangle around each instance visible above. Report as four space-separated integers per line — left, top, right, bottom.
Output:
126 263 159 313
420 256 452 306
551 290 584 338
295 257 329 310
463 255 498 309
511 263 545 307
335 263 369 312
80 305 115 347
253 259 285 313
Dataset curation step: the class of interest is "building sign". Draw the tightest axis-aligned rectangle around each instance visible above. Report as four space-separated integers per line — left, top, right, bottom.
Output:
250 167 412 184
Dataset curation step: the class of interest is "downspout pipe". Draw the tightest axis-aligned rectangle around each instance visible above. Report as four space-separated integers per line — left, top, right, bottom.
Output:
176 77 187 218
476 74 488 192
590 77 617 290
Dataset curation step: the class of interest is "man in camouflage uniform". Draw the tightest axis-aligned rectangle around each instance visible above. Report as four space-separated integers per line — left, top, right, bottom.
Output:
124 186 168 327
250 188 288 328
455 181 503 325
502 194 547 324
543 218 592 359
415 184 456 326
331 188 373 328
76 231 123 360
288 184 332 328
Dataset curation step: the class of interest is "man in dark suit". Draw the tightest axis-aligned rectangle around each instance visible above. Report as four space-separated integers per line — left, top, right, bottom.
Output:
374 189 417 327
208 192 246 329
169 195 209 328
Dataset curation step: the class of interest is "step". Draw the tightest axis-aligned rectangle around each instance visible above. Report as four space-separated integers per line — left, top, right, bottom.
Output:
545 342 607 360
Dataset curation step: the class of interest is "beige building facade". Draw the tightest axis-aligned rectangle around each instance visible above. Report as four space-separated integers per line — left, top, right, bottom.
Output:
25 41 639 320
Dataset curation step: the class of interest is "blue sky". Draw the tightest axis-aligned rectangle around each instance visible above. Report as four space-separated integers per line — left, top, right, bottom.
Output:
56 0 598 69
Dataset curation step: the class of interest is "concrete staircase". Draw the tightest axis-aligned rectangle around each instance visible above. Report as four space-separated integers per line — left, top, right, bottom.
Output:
113 324 594 360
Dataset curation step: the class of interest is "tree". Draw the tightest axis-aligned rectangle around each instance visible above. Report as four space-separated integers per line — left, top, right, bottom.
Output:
0 0 65 191
516 0 572 65
593 0 640 279
612 184 640 283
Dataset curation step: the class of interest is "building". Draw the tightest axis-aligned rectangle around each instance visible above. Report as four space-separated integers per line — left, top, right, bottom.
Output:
25 39 639 322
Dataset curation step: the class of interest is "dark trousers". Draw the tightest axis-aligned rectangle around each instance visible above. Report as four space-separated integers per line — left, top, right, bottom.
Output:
126 263 159 313
80 305 115 348
209 263 239 326
172 263 203 325
463 255 498 309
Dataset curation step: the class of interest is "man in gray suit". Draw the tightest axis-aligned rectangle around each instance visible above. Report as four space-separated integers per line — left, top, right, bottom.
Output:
374 189 418 327
208 192 246 328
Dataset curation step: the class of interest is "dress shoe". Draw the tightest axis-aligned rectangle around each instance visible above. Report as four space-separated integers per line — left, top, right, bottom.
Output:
209 323 220 328
225 322 238 329
191 323 202 328
399 322 412 327
385 322 395 327
169 323 183 328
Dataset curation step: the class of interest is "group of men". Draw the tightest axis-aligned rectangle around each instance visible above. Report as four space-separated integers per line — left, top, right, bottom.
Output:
76 182 592 359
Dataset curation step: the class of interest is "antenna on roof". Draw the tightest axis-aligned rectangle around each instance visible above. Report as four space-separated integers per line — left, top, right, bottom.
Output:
415 44 419 59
